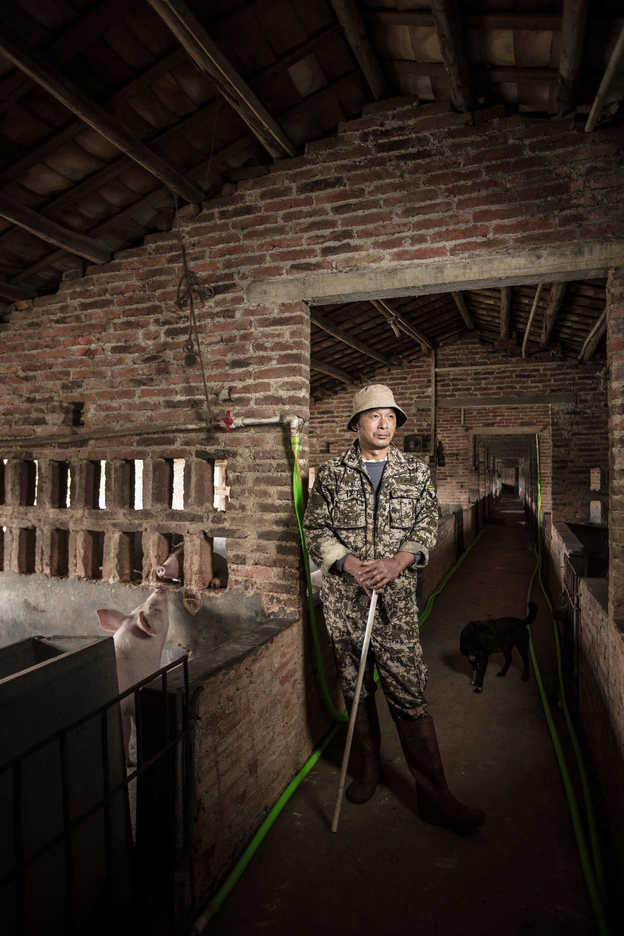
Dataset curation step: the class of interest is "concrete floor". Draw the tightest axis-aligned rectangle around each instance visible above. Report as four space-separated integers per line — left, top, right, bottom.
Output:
206 498 599 936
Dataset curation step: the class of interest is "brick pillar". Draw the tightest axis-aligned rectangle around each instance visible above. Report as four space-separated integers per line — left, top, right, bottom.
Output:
607 268 624 629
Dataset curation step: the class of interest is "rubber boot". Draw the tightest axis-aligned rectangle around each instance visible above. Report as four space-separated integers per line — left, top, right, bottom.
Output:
393 713 485 833
345 694 382 804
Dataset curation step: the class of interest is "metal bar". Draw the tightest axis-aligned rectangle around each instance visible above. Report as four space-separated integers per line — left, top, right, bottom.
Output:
100 711 114 906
332 589 378 833
59 732 74 933
13 760 25 936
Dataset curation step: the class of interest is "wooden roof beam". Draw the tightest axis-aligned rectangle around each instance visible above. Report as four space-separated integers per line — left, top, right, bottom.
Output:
329 0 387 101
521 283 545 358
578 309 607 361
311 310 395 366
371 299 433 352
451 291 474 329
540 282 567 347
146 0 295 160
430 0 474 112
500 287 511 339
310 357 354 384
555 0 589 116
585 22 624 132
0 195 111 264
0 30 204 205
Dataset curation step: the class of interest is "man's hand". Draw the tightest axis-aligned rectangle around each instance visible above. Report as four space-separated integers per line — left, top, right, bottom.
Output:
343 552 414 592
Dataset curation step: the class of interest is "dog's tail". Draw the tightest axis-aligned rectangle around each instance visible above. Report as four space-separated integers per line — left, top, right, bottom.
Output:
525 602 538 624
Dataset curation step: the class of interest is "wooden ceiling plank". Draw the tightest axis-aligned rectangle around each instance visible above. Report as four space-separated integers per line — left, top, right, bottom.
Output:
0 193 111 264
311 310 394 366
0 0 136 108
0 280 36 301
521 282 545 358
371 298 433 352
430 0 474 112
146 0 295 159
500 287 511 339
578 309 607 361
556 0 589 116
329 0 387 101
540 282 567 347
451 291 474 329
0 30 204 204
310 357 353 383
585 23 624 132
369 11 567 31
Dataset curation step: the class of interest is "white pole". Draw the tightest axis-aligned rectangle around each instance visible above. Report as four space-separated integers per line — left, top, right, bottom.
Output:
331 589 378 834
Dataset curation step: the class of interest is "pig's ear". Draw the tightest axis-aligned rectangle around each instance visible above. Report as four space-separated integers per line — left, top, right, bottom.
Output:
136 610 155 636
97 609 126 632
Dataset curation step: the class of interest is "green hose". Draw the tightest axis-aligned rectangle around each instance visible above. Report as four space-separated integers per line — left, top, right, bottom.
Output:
526 442 610 934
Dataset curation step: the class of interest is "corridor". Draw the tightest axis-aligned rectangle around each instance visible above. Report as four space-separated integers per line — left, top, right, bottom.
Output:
207 501 598 936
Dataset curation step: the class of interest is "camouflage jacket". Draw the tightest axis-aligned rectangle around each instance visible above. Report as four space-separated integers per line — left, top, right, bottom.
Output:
303 441 439 579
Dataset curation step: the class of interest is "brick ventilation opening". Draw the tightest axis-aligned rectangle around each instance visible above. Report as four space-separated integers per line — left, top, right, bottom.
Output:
590 501 603 524
85 460 104 509
212 536 228 589
133 460 143 509
83 531 105 580
590 468 601 491
0 526 4 571
119 532 143 584
213 460 230 512
20 460 38 507
51 461 71 509
172 458 185 510
50 529 69 577
18 528 36 573
0 459 5 505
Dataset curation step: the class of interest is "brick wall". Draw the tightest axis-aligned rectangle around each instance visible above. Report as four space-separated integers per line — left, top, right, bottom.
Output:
308 332 606 524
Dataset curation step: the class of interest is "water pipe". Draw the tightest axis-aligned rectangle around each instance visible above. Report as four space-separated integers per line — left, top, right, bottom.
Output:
224 411 304 436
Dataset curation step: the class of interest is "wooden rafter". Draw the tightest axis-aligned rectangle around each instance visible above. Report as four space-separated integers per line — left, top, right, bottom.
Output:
556 0 589 116
311 311 394 367
0 195 111 265
329 0 387 101
0 30 204 205
370 299 433 352
451 292 474 330
500 287 512 339
310 357 354 384
586 23 624 132
540 282 567 347
146 0 296 160
578 310 607 361
429 0 474 112
522 283 545 358
393 62 558 84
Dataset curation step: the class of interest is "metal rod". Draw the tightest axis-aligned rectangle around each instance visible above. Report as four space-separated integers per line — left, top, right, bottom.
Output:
331 589 378 834
59 732 74 933
13 760 25 936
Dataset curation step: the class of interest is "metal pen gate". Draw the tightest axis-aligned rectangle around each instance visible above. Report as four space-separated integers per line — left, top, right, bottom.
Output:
0 655 193 936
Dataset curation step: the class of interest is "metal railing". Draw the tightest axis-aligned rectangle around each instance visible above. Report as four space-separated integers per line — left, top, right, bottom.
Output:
1 655 192 935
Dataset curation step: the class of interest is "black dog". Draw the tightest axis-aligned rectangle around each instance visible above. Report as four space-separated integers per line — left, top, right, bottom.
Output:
460 603 537 693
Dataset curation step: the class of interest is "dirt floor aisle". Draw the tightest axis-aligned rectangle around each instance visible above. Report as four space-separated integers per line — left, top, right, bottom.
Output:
205 500 595 936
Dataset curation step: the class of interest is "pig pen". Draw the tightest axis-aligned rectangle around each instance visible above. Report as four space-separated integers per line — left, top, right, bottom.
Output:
0 571 299 935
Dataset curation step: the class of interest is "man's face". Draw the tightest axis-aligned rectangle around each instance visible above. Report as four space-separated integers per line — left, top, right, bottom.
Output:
357 408 397 451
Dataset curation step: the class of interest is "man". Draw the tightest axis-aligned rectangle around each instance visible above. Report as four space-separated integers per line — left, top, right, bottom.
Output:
303 384 484 833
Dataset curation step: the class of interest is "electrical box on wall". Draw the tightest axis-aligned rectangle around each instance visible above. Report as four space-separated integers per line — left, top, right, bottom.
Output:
403 434 430 454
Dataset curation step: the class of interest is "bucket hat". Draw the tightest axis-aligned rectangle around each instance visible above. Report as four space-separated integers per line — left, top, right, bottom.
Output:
347 384 407 431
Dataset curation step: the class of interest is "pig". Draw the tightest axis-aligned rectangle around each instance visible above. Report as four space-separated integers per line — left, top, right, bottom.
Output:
97 587 171 762
156 541 228 589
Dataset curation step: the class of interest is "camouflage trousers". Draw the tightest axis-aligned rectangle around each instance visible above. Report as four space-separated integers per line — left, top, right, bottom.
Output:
321 577 429 720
